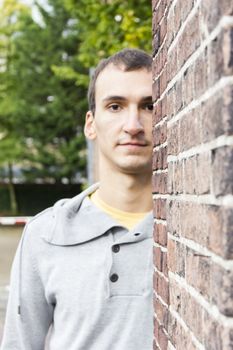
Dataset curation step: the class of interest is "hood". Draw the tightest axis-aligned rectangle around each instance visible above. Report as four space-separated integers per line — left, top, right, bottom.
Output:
41 182 112 246
40 182 153 246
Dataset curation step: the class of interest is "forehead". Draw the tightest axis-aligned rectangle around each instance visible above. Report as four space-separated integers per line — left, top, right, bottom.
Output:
95 64 152 102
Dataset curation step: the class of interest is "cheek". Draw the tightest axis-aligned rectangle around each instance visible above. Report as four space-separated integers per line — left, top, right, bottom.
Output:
143 119 152 135
95 118 122 138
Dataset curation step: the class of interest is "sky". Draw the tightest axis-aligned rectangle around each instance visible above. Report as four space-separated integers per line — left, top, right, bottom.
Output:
20 0 50 24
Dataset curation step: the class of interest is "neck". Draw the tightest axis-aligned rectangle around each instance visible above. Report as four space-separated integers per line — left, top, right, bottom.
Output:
97 166 153 213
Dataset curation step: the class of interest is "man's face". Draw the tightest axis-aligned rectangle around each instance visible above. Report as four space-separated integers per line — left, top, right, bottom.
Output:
85 64 153 176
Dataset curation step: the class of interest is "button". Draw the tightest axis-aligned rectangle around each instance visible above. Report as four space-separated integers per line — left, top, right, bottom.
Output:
112 244 120 253
110 273 119 282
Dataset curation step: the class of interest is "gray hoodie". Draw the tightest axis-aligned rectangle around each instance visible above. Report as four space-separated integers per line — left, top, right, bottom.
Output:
1 183 153 350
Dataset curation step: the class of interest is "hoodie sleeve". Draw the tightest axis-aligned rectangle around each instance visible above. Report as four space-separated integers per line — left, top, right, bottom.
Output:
1 222 54 350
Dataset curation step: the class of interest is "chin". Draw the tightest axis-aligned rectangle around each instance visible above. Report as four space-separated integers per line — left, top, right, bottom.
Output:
117 161 152 175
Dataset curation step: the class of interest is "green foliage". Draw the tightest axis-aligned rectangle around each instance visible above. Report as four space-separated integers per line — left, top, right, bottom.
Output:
64 0 151 68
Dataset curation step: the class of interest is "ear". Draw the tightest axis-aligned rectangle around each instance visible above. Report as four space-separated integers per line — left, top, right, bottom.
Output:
84 111 96 140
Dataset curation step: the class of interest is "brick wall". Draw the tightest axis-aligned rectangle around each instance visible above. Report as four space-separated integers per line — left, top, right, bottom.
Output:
152 0 233 349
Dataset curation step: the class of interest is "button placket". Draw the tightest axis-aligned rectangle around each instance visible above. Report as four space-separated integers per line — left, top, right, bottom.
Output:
112 244 120 253
110 244 120 284
110 273 119 282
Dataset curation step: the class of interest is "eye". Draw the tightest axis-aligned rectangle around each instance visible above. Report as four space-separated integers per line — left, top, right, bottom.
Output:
142 103 153 112
108 103 122 112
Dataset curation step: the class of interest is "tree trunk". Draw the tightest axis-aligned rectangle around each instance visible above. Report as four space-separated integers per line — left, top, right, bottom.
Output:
8 162 18 215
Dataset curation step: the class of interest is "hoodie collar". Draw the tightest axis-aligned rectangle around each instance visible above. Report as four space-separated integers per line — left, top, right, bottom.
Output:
42 183 153 246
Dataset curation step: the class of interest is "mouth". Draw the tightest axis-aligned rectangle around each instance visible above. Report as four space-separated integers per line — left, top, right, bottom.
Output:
118 142 148 149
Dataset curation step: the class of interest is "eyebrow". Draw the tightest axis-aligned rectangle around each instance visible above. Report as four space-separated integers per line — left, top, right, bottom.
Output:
102 95 152 103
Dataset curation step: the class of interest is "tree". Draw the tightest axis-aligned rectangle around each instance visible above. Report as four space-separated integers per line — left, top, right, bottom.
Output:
0 0 88 185
58 0 152 74
0 0 31 213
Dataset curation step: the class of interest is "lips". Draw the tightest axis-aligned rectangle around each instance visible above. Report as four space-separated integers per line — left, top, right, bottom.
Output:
120 143 146 147
118 140 148 147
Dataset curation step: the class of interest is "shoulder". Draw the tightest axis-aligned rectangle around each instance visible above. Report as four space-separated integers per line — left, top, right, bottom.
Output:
23 183 99 244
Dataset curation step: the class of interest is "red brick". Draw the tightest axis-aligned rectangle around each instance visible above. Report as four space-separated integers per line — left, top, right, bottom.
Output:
171 201 233 259
166 86 175 119
167 122 180 155
161 94 168 119
153 339 160 350
158 324 168 350
162 251 168 276
153 1 233 348
153 316 159 339
152 54 162 79
173 1 182 34
199 0 222 32
160 16 167 47
153 198 167 220
165 27 233 118
166 10 201 82
166 47 178 83
165 1 177 48
155 270 169 305
203 204 232 258
153 28 161 57
168 201 232 255
201 86 233 143
172 160 183 194
153 77 160 101
208 28 233 86
180 0 195 23
181 11 201 63
161 44 168 69
208 207 233 259
193 53 208 99
167 238 185 277
152 172 167 194
174 80 183 114
153 100 162 124
181 65 195 107
179 152 212 195
179 201 208 245
168 311 200 350
185 247 211 300
153 122 167 147
200 0 233 40
170 278 205 343
169 278 182 314
153 0 167 26
154 246 162 271
183 156 196 194
179 109 202 152
153 223 167 247
167 199 181 237
153 146 167 170
153 270 159 291
203 310 225 350
195 152 211 194
212 146 233 197
167 162 173 194
154 294 169 328
211 263 233 316
154 246 168 276
160 67 167 96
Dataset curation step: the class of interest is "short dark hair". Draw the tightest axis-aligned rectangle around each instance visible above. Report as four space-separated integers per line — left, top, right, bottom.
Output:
87 48 152 114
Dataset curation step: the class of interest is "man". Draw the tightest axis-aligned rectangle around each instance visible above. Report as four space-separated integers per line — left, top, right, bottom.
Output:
1 48 153 350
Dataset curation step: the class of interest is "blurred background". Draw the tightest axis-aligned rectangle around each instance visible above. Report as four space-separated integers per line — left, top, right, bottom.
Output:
0 0 151 342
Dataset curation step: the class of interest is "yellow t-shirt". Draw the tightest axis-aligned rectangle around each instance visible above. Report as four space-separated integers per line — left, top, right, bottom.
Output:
89 190 149 230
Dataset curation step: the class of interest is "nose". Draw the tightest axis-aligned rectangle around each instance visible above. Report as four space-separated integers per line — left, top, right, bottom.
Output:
123 107 144 136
